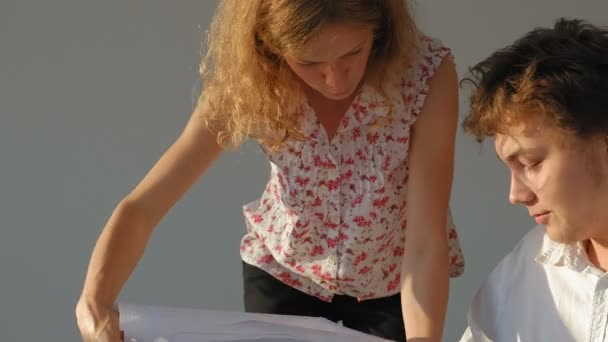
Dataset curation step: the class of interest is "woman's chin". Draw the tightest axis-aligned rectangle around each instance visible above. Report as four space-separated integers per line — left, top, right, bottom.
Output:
322 89 353 101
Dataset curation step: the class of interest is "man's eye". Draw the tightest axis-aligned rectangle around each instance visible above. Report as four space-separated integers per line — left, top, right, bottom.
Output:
345 49 362 57
524 160 542 171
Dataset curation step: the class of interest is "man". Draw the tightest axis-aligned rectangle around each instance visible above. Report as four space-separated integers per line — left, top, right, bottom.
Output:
460 18 608 341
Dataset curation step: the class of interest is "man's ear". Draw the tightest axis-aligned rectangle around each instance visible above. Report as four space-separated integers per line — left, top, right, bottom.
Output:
600 134 608 169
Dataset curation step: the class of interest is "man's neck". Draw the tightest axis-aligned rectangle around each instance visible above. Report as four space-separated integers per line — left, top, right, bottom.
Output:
587 237 608 272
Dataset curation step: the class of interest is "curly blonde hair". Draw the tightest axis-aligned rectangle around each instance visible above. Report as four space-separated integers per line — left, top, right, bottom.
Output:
198 0 417 150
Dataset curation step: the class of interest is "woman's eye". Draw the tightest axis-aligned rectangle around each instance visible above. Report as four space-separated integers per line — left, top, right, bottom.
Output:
298 62 318 67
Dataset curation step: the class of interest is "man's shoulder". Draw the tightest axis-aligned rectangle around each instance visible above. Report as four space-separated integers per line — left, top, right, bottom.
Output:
509 225 546 260
461 225 547 341
487 225 545 283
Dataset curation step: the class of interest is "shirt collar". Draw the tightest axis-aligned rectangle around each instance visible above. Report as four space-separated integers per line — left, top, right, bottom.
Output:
535 232 590 272
297 84 394 142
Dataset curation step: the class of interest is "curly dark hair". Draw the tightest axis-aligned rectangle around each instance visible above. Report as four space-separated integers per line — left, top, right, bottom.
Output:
462 18 608 142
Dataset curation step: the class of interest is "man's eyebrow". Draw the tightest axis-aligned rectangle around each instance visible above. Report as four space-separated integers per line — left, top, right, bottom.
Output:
497 148 538 163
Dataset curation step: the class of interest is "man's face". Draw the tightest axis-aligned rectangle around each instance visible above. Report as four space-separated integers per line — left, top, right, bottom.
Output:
495 121 608 243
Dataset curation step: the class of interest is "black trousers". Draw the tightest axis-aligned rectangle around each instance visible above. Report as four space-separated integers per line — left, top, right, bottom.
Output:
242 262 406 342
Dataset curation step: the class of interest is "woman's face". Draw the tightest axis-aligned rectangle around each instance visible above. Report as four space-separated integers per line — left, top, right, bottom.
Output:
284 22 374 101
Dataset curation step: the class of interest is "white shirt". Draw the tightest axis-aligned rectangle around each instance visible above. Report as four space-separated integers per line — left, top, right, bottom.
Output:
460 226 608 342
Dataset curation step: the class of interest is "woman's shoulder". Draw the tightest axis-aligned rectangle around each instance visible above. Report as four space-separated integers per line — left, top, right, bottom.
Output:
410 32 453 72
418 32 451 54
393 32 454 119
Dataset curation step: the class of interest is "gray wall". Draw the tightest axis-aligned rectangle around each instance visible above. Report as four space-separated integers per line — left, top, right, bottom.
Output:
2 1 607 341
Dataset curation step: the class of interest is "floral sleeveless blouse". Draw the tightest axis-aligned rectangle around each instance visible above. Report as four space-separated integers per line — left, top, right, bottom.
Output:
240 35 465 301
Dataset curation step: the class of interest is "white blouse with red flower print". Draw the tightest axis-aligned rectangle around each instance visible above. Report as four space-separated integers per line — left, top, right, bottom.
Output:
240 35 465 302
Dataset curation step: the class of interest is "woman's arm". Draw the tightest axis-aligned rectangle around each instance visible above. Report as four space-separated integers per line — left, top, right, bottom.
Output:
76 99 223 340
400 58 458 341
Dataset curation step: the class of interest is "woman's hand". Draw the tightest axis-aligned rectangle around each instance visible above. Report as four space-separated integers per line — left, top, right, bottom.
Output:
76 297 123 342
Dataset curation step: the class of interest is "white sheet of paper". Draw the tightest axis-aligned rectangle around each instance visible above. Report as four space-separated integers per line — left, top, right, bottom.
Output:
119 303 390 342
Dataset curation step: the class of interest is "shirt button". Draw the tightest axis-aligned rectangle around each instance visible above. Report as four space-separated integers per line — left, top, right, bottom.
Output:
329 211 340 224
328 168 338 178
